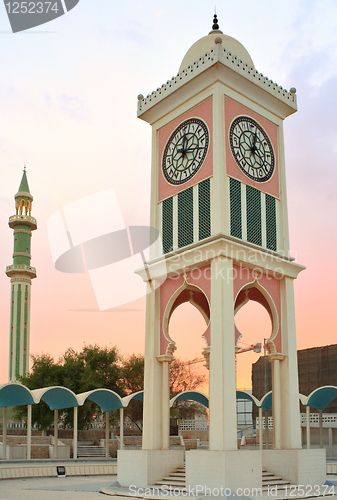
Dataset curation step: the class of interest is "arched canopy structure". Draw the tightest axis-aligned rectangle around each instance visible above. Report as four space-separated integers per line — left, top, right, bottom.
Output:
77 389 123 412
306 386 337 410
259 391 272 411
0 383 34 407
122 390 144 408
32 386 78 410
170 390 209 408
236 390 259 407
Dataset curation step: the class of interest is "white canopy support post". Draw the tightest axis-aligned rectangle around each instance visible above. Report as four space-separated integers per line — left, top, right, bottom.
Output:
329 427 333 456
120 407 124 449
3 407 7 460
265 411 269 449
73 406 78 459
105 412 109 458
319 409 323 449
27 404 32 460
306 405 311 449
259 407 263 450
54 409 58 459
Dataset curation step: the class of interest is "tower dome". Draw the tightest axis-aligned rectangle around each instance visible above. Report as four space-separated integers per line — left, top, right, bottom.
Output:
179 15 255 73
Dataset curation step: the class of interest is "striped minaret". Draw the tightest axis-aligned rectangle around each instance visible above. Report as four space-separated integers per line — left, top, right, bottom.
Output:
6 169 37 381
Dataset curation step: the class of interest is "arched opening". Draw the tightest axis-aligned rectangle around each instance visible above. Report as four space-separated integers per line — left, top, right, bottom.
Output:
165 286 210 428
235 300 272 390
169 301 208 361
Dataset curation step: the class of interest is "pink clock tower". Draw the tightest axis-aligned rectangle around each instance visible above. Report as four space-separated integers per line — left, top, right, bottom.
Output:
118 16 326 490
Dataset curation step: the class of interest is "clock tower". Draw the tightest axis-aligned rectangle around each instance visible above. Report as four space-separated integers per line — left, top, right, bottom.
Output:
118 16 326 490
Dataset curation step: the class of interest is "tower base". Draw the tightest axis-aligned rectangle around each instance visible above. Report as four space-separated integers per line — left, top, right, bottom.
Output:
117 449 184 487
118 448 326 491
186 450 262 491
262 449 326 486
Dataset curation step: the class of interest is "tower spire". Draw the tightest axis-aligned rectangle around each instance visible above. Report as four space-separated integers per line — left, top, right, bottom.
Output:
209 12 223 34
6 170 37 381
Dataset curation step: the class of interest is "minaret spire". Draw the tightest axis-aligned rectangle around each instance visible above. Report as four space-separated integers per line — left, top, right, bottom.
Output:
6 170 37 381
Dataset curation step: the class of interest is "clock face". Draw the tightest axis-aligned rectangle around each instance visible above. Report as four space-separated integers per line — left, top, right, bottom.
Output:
229 116 275 183
162 118 209 185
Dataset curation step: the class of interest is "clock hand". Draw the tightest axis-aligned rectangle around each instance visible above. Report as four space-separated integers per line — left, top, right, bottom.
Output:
251 133 258 152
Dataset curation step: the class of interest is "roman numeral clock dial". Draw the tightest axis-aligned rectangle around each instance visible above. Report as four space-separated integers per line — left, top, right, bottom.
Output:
229 116 275 182
162 118 209 185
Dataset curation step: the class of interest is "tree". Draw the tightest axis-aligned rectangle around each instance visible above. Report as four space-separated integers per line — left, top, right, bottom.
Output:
169 358 207 420
120 354 145 431
120 355 207 427
14 345 123 430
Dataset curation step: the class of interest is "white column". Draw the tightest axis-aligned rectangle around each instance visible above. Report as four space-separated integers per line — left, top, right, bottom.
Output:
120 407 124 449
306 406 311 449
142 285 163 450
209 257 237 451
162 360 170 450
54 409 58 459
73 407 78 459
105 412 109 458
27 405 32 460
269 354 285 450
259 407 263 450
265 411 269 449
279 277 302 449
319 410 323 449
3 407 7 460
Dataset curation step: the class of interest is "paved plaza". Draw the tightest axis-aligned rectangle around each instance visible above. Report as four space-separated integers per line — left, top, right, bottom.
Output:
0 474 117 499
0 474 336 500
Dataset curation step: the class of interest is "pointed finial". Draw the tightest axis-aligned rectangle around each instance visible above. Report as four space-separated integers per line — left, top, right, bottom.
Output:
212 13 219 31
209 12 223 34
24 163 26 172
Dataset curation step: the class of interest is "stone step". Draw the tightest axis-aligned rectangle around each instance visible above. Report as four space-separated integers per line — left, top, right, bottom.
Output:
263 477 289 483
169 472 186 477
162 476 185 482
156 481 187 487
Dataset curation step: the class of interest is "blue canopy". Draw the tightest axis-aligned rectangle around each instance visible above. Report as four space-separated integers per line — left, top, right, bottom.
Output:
0 383 34 407
307 386 337 410
122 390 144 407
260 391 272 411
32 387 78 410
170 390 209 408
77 389 123 412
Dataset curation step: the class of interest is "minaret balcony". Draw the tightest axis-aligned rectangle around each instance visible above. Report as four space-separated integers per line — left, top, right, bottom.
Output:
9 214 37 230
6 264 37 279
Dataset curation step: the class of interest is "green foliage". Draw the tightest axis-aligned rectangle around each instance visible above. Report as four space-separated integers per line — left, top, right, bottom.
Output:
14 345 123 430
13 348 207 431
120 354 145 430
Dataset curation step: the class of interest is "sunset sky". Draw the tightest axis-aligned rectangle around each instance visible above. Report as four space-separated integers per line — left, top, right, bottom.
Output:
0 0 336 390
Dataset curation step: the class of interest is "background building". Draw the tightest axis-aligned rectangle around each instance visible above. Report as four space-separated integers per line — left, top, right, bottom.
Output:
252 343 337 419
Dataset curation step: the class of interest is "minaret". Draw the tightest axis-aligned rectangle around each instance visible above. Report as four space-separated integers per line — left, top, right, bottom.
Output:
6 169 37 382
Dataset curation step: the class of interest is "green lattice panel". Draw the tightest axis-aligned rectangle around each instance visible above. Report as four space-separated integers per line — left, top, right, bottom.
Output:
198 179 211 240
246 186 262 246
230 178 242 239
178 187 193 248
266 194 277 251
162 197 173 254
